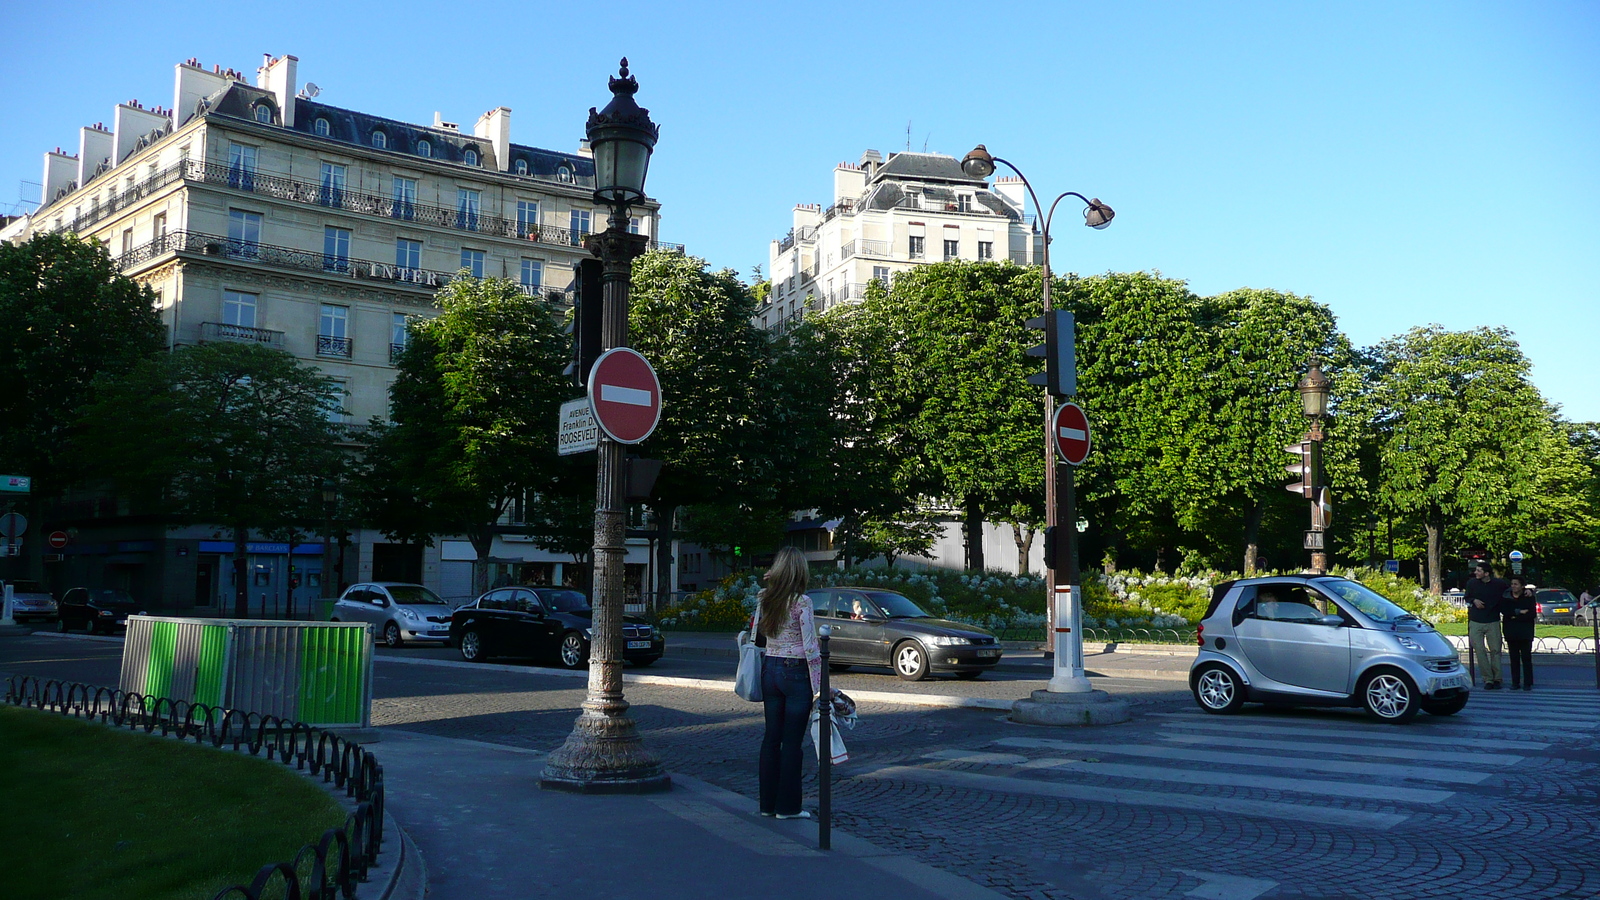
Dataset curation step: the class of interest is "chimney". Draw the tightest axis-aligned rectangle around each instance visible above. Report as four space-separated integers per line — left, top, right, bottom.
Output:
77 125 114 187
991 177 1026 217
473 107 511 172
833 160 866 203
114 102 173 164
433 112 458 132
42 150 77 207
259 54 298 127
173 59 231 126
859 149 883 176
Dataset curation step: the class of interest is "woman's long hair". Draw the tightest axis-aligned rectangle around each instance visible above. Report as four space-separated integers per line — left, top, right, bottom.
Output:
758 547 809 639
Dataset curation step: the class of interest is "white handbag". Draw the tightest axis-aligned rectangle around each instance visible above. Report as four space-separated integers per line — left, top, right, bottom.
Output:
735 625 764 702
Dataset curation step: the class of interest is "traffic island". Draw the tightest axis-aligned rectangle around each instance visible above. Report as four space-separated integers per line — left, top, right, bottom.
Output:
1010 688 1131 726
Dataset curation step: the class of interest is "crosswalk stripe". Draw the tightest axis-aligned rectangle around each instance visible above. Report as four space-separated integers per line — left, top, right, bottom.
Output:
994 737 1488 784
1159 733 1524 765
1160 708 1593 739
1011 756 1454 804
1452 710 1599 726
1154 716 1550 750
859 764 1412 831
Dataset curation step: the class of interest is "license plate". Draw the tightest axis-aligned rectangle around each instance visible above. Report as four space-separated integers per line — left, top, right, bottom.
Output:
1441 675 1469 690
429 629 449 636
976 648 1001 658
1553 608 1571 614
626 640 650 649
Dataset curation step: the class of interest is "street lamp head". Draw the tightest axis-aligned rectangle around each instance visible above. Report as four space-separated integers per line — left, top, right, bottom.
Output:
321 478 338 505
586 58 659 211
1298 356 1331 419
961 144 997 179
1083 198 1114 230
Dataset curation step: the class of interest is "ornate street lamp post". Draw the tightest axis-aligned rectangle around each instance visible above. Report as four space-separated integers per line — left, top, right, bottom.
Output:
961 145 1121 723
1298 358 1332 574
321 479 338 601
541 59 669 793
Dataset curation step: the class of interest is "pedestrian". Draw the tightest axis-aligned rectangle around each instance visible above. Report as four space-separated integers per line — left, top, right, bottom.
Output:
1464 561 1509 689
752 546 821 820
1502 574 1537 691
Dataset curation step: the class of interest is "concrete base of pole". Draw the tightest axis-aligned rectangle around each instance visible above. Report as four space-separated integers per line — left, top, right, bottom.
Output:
1010 689 1131 727
1047 673 1094 693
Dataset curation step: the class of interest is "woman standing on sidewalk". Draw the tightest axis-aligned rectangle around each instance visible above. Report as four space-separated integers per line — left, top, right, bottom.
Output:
754 547 821 820
1502 574 1537 691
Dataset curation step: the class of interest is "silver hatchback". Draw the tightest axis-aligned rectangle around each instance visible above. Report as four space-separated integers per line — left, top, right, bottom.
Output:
331 582 456 647
1191 576 1469 723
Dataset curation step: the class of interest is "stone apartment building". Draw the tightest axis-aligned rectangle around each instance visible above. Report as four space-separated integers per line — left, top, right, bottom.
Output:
3 53 671 610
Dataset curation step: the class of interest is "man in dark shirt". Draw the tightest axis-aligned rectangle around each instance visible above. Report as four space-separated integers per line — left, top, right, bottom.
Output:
1464 562 1508 689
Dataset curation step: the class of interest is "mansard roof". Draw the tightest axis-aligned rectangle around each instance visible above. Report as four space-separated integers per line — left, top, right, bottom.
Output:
868 151 986 187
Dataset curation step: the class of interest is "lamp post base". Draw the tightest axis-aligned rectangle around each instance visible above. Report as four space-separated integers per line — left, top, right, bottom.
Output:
539 699 671 795
1010 688 1130 727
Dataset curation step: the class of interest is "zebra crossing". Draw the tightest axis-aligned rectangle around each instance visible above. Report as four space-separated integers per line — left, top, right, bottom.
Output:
859 686 1600 832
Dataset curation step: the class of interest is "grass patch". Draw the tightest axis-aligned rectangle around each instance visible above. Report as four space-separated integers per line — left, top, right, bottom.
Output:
0 705 347 900
1433 623 1596 639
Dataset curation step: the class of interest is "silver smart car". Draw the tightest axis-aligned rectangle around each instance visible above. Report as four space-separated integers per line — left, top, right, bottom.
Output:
1191 575 1469 723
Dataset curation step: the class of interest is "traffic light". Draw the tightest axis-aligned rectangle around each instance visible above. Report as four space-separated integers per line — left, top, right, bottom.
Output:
565 258 604 386
1025 309 1076 397
1283 441 1312 498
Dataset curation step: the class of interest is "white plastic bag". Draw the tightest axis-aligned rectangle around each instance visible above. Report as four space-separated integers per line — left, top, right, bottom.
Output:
734 629 764 702
807 704 852 765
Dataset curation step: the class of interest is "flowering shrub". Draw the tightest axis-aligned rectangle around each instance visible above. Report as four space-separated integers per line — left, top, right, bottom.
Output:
1335 567 1467 624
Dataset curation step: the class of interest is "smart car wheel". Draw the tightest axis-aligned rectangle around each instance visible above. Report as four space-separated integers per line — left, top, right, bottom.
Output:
1360 668 1420 723
893 641 929 681
383 622 403 648
1192 663 1245 714
1421 693 1469 716
559 632 589 669
459 630 485 663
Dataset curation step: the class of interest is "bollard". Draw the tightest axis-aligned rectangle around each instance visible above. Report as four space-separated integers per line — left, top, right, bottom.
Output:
817 623 831 851
1467 638 1476 686
1592 606 1599 690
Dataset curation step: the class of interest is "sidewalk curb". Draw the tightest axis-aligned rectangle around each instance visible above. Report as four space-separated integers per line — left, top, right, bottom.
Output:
359 810 425 900
28 630 126 645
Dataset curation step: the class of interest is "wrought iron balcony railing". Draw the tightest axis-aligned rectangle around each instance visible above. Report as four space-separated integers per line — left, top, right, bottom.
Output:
46 162 186 232
198 321 286 348
389 342 407 363
115 229 457 289
317 335 354 358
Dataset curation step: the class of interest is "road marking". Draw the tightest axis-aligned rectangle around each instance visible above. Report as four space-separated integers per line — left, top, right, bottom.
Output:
1011 757 1453 804
1158 733 1523 765
1153 716 1551 750
859 765 1411 831
925 750 1031 765
599 384 653 406
1178 870 1278 900
994 737 1488 784
648 798 821 856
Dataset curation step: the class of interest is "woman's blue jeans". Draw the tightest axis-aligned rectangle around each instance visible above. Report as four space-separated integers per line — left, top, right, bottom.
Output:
759 655 813 816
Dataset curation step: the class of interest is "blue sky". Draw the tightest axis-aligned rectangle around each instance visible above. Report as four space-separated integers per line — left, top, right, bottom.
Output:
3 2 1596 420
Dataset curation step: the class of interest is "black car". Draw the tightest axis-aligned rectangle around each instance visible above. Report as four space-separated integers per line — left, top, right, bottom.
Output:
808 587 1002 681
56 588 146 634
449 586 664 668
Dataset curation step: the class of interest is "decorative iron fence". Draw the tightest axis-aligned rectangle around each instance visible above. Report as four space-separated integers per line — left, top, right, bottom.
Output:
3 675 385 900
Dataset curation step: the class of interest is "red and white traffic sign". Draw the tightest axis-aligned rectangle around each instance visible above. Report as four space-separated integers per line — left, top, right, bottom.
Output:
587 348 662 444
1054 402 1091 466
48 531 69 549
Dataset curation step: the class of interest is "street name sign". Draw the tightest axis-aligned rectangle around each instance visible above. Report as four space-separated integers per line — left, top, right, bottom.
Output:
587 348 662 445
1054 402 1091 466
558 398 600 456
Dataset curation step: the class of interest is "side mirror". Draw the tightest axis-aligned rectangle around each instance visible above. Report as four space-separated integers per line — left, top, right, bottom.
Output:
1319 614 1344 627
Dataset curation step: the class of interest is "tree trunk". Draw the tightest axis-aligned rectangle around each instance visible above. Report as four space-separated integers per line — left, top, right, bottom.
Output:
469 527 493 598
653 502 676 607
1012 523 1035 576
1424 508 1444 596
1243 501 1263 574
232 525 249 617
963 496 985 572
1155 545 1167 575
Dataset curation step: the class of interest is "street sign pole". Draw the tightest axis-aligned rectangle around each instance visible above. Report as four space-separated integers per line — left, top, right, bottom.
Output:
1050 402 1092 693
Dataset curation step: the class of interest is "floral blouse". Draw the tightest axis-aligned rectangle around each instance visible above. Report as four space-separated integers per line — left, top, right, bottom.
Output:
755 593 821 695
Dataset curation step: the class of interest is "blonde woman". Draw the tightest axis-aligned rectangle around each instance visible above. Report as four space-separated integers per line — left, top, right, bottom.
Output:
754 546 821 819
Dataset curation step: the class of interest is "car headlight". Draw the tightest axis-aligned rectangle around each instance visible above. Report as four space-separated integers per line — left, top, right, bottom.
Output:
928 635 972 647
1396 636 1424 651
649 626 661 639
398 608 420 621
584 627 593 639
98 610 114 616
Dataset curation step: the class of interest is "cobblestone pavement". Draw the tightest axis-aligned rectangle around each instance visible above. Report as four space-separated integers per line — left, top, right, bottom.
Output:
7 633 1600 899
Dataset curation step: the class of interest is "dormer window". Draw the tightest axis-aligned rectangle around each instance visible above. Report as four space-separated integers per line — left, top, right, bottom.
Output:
314 117 331 137
514 159 528 176
417 139 431 158
371 131 387 149
557 165 573 183
254 104 272 124
464 148 479 167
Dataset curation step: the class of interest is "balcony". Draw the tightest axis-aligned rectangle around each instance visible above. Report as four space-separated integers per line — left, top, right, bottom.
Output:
47 162 185 232
389 342 406 363
317 335 353 358
199 321 286 348
186 161 684 253
116 230 456 290
842 239 889 259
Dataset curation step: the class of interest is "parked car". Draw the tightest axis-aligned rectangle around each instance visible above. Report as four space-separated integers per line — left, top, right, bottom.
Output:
450 586 664 668
56 588 146 634
3 580 58 623
1191 575 1469 723
1535 588 1578 625
330 582 455 647
805 587 1002 681
1577 597 1600 627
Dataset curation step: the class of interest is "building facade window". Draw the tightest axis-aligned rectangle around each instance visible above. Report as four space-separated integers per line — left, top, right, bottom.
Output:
464 148 479 166
456 188 480 230
318 304 351 357
371 131 387 149
520 258 543 293
121 228 133 257
872 265 891 285
254 104 272 124
390 312 409 362
222 290 257 328
392 177 417 220
323 226 351 272
152 212 167 243
628 216 644 235
514 159 528 176
958 194 973 213
460 248 485 278
396 238 422 272
569 209 590 244
943 239 960 260
319 162 346 207
314 117 331 137
908 235 924 259
416 139 431 158
227 142 257 191
977 241 994 260
227 209 261 258
557 165 573 183
516 200 539 238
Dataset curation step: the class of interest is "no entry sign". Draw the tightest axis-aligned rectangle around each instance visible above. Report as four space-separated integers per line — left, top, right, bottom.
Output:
587 348 662 444
1054 402 1091 466
48 531 69 549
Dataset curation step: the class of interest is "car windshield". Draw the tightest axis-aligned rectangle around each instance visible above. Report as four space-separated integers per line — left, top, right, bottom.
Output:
539 590 590 613
1537 590 1573 601
1314 578 1415 624
388 585 445 606
862 591 930 618
90 589 136 606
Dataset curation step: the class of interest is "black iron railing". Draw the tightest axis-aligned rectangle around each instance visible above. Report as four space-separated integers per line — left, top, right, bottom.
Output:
49 162 186 232
317 335 353 358
3 675 385 900
116 230 456 289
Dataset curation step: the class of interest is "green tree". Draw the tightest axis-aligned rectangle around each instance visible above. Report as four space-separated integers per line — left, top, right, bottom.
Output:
0 232 165 579
80 342 346 615
372 276 572 595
